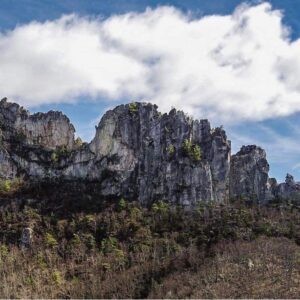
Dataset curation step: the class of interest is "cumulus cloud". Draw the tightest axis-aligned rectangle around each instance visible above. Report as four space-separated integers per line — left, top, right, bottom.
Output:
1 2 300 122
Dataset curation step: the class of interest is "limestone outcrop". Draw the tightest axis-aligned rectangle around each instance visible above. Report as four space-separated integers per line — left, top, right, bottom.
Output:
229 145 272 203
0 98 75 150
0 98 299 205
87 103 231 205
0 98 76 179
274 174 300 202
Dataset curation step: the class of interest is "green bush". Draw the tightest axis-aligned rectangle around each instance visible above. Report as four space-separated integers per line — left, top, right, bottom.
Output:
0 177 24 194
82 233 96 250
79 214 96 230
0 244 8 260
100 237 119 254
51 152 58 163
24 207 41 220
182 139 202 161
182 139 192 156
152 201 169 215
129 102 138 114
167 144 175 157
117 198 128 211
192 144 202 161
4 180 10 192
51 145 70 164
45 233 58 248
52 271 62 285
253 223 273 237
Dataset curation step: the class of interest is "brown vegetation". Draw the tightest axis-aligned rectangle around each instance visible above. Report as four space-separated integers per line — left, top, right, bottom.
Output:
0 196 300 298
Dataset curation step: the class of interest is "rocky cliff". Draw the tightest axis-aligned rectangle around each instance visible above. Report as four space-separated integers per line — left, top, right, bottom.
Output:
229 145 273 203
274 174 300 202
0 98 75 150
87 103 230 205
0 98 298 206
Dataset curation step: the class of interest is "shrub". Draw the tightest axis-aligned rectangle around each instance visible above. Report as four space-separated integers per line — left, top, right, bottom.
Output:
52 271 62 285
129 102 138 114
182 139 192 156
167 144 175 158
117 198 128 211
3 180 10 192
75 137 83 146
101 237 119 254
36 252 47 270
51 145 70 164
82 233 96 250
192 144 202 161
57 145 68 155
79 214 96 230
24 207 41 221
113 248 127 269
253 222 273 236
70 234 82 247
0 177 24 194
182 139 202 161
45 233 58 248
130 207 143 222
0 244 8 260
152 201 169 215
51 152 58 163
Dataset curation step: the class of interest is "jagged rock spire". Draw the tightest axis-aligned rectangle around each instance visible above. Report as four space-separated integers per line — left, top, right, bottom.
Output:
0 98 299 205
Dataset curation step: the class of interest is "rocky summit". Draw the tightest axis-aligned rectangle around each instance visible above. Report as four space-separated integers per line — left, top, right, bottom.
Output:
0 98 298 206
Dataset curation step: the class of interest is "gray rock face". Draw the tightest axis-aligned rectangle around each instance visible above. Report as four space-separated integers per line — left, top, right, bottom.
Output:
0 98 76 179
0 98 299 205
0 100 231 206
20 227 34 249
230 145 271 203
0 98 75 150
275 174 300 201
86 103 231 205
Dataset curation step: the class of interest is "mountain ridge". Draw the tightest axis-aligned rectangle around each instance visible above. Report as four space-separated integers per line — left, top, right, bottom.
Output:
0 97 298 205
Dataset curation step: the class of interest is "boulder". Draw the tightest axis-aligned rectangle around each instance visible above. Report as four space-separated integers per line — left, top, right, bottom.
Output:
20 227 34 249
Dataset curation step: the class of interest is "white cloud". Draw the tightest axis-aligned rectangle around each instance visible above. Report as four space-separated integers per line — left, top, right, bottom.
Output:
2 2 300 122
230 123 300 160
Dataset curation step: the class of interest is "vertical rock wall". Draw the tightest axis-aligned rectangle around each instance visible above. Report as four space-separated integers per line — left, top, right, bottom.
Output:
229 145 271 203
89 103 231 205
0 98 75 150
0 97 300 205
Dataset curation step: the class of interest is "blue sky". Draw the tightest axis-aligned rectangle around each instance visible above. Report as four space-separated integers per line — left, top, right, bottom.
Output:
1 0 300 181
